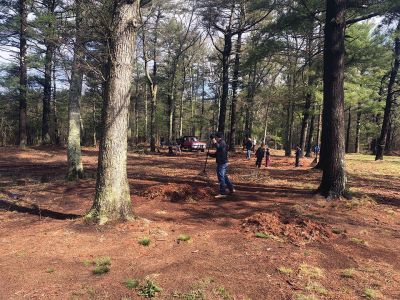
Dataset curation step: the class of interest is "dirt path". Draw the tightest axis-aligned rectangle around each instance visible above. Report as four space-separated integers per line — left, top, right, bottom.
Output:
0 147 399 300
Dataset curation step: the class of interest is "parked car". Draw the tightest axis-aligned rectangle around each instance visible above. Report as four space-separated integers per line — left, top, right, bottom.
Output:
180 136 207 152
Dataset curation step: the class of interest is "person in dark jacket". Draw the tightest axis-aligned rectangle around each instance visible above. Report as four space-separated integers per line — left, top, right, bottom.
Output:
245 137 253 159
255 143 266 168
208 132 235 198
295 144 302 167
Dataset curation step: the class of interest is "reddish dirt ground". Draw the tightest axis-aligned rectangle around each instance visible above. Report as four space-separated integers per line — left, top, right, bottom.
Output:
0 146 399 300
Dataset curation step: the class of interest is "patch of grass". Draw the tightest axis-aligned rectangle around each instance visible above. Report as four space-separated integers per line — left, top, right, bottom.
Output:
306 282 329 295
92 265 110 275
172 289 204 300
364 288 379 299
255 232 272 239
178 234 191 242
384 208 396 216
83 259 92 267
95 257 111 266
46 268 55 273
277 267 293 275
215 286 233 300
350 237 366 245
92 256 111 275
299 264 324 279
124 278 139 289
172 277 214 300
332 227 345 234
138 280 162 298
343 196 377 209
294 293 318 300
139 237 151 246
341 268 356 278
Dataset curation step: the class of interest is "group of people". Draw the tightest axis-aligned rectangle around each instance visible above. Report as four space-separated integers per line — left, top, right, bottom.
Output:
244 137 271 168
207 133 321 198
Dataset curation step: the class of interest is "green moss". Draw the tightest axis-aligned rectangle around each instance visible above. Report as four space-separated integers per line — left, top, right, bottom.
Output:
306 282 329 295
299 264 324 279
277 267 293 274
341 268 356 278
364 288 379 299
350 237 366 245
255 232 272 239
139 237 151 246
178 234 191 242
138 280 162 298
92 265 109 275
124 278 139 289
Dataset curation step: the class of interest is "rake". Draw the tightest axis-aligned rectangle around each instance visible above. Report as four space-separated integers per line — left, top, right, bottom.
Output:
198 140 212 177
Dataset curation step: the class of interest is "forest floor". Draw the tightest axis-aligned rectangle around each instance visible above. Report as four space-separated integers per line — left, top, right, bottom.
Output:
0 146 399 300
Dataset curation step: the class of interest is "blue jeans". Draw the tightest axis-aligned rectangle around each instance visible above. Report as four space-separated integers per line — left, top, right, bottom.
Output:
246 149 251 159
217 163 234 195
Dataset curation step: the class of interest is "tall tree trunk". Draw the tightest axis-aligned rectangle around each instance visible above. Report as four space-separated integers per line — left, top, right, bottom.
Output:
168 70 177 141
284 101 293 156
300 35 315 157
42 0 55 144
199 73 205 139
67 0 84 180
355 101 361 153
191 69 198 136
218 31 232 133
319 0 347 198
244 65 257 138
375 20 400 160
299 92 311 156
142 12 160 152
179 64 187 138
52 58 60 145
345 106 351 153
263 102 270 144
144 83 148 142
87 0 139 224
18 0 28 147
92 99 96 147
229 32 242 151
385 118 393 153
305 106 315 157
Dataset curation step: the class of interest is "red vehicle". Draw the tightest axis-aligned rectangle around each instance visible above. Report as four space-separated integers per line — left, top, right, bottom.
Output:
180 136 207 152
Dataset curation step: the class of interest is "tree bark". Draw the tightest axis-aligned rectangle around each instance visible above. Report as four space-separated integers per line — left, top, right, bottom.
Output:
318 0 347 198
229 32 242 151
263 102 270 144
218 30 232 133
143 13 159 151
375 20 400 160
199 72 206 140
67 0 84 180
87 0 139 224
144 83 148 142
305 106 315 157
300 34 315 157
18 0 28 147
179 64 187 138
299 91 311 157
52 58 60 145
42 0 55 144
244 65 257 138
355 101 361 153
167 71 177 141
345 106 351 153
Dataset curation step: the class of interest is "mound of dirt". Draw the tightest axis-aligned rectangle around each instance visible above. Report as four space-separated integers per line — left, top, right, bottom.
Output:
140 183 214 203
241 212 334 245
